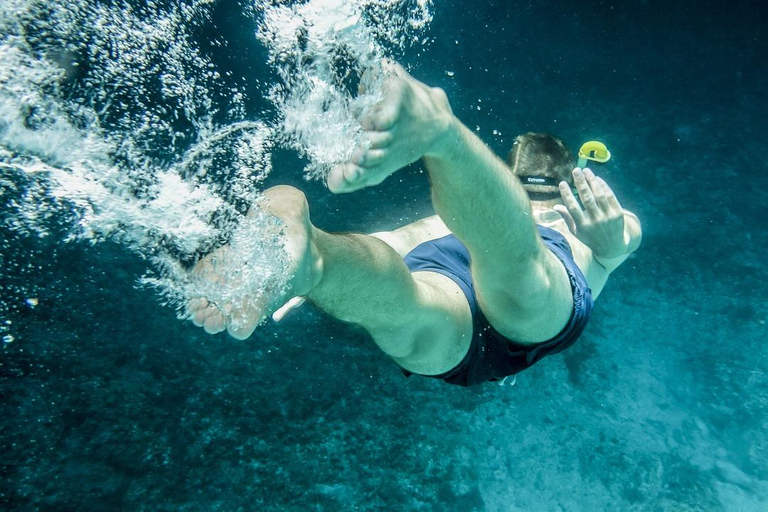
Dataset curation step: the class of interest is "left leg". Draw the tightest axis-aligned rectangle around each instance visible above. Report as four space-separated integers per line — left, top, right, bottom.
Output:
189 186 472 374
308 230 472 374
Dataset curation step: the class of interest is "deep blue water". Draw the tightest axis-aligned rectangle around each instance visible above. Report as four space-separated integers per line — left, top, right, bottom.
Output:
2 0 768 510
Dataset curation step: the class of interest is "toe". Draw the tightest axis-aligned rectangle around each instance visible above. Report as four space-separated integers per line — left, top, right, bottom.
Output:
226 297 266 340
227 322 257 341
188 298 208 314
358 149 387 168
192 304 218 327
328 163 365 193
366 130 393 149
192 307 210 327
203 312 226 334
192 313 205 327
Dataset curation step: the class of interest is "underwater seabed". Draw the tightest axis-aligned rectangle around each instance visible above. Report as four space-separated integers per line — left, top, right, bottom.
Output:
3 0 768 510
2 228 767 511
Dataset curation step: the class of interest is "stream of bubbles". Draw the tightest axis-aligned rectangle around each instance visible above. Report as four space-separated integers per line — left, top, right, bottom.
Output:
0 0 432 341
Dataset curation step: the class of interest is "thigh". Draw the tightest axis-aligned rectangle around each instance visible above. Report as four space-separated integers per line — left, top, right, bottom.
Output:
471 242 574 345
371 271 474 377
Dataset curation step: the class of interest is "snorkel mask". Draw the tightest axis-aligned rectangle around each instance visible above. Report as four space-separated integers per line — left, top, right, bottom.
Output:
522 140 612 201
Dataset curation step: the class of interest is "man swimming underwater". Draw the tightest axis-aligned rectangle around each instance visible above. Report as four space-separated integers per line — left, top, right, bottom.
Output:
188 62 642 387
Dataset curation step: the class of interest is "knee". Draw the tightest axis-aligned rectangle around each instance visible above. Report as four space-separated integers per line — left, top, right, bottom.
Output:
264 185 307 204
260 185 310 218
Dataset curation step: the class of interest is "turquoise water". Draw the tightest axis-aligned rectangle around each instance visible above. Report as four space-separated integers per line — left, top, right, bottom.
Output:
2 0 767 510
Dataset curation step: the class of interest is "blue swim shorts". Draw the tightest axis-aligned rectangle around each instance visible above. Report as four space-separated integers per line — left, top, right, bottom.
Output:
402 225 594 387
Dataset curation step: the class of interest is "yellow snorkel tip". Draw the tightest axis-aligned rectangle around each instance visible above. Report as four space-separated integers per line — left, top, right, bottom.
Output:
577 141 611 169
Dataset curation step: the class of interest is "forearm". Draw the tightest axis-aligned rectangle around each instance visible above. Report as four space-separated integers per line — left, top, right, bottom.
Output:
423 118 540 265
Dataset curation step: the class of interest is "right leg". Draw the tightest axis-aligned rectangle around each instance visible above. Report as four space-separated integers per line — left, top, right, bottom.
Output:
422 123 574 344
326 64 572 344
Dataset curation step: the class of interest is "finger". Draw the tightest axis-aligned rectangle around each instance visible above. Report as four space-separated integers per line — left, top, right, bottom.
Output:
593 178 613 212
583 168 600 197
553 204 578 235
585 169 622 212
361 104 385 131
584 170 609 210
192 313 205 327
573 168 598 214
584 169 613 209
365 130 393 149
364 67 405 131
358 61 379 96
559 180 586 225
272 296 306 322
597 177 623 211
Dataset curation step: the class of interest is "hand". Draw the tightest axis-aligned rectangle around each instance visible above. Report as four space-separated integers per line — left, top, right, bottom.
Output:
326 61 455 193
553 168 629 259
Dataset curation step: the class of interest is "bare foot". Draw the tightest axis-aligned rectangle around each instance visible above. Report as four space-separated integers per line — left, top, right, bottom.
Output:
188 186 323 340
326 61 455 194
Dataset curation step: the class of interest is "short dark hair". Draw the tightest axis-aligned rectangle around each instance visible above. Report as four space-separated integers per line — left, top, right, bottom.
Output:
506 133 574 196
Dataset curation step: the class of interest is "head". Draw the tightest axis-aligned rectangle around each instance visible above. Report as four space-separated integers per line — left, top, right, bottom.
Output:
506 133 575 203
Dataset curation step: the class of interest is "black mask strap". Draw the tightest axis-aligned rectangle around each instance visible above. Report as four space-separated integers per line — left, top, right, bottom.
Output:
520 176 562 187
520 175 579 200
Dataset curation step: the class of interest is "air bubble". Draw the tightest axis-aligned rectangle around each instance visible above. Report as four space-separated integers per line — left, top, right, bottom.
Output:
1 0 433 327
